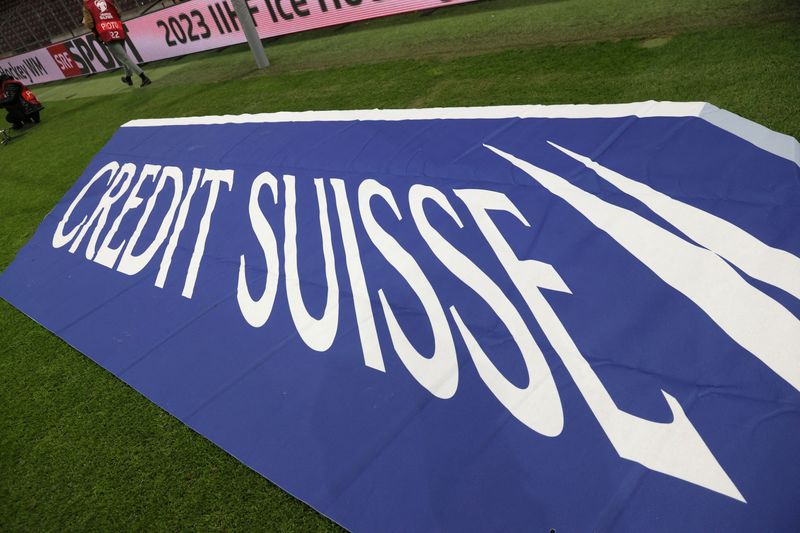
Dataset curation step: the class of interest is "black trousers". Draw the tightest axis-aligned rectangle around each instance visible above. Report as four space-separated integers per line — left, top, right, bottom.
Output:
5 108 39 128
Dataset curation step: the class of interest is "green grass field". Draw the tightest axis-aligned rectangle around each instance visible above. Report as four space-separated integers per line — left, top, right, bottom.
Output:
1 0 798 529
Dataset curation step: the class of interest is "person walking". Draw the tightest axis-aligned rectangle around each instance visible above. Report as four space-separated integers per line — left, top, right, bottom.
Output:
82 0 152 87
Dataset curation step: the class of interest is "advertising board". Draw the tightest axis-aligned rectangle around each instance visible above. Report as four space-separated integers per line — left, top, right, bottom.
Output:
0 0 478 85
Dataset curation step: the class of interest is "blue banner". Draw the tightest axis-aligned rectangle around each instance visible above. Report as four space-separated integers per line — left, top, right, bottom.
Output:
1 103 799 532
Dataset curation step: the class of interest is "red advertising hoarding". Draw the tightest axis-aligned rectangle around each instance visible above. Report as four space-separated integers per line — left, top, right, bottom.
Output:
0 0 478 86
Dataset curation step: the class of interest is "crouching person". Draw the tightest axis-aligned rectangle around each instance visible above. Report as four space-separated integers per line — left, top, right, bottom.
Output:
0 74 44 130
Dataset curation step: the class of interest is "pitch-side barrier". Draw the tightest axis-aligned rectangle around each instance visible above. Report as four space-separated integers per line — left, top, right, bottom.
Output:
0 0 478 86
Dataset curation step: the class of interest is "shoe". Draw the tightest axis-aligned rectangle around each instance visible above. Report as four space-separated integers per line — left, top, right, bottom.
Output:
121 75 133 86
11 122 23 130
140 74 152 87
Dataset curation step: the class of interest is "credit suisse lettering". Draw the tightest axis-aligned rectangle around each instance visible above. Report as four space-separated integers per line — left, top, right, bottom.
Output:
49 146 800 503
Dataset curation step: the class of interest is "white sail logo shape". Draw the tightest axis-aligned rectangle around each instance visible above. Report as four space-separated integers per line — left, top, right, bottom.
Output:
485 142 800 503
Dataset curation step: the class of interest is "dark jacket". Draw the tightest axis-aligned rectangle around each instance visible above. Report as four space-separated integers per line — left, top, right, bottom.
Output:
0 76 44 118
